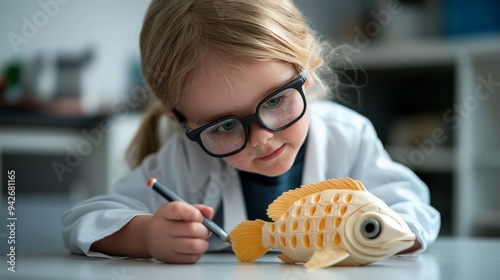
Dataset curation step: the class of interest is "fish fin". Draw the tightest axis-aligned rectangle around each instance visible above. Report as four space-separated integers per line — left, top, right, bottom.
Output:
230 219 269 262
267 178 366 221
338 177 367 191
277 254 297 264
304 247 350 269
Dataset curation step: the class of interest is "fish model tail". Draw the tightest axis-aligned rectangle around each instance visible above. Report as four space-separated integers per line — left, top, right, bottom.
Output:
230 219 269 262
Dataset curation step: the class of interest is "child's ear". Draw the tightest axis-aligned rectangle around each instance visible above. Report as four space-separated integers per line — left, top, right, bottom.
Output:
304 78 312 90
165 111 178 122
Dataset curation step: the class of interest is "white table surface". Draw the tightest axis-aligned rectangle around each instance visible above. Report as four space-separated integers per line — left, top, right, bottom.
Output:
2 237 500 280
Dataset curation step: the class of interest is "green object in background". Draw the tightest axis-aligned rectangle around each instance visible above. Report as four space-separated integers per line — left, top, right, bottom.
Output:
2 60 23 104
4 60 22 85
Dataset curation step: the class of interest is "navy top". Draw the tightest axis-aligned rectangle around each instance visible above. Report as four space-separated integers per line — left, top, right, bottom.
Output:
239 136 308 221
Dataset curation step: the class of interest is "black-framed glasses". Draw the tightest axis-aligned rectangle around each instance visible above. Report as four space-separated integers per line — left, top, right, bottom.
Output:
172 70 307 158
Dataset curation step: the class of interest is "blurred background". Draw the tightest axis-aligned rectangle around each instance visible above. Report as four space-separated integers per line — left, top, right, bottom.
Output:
1 0 499 254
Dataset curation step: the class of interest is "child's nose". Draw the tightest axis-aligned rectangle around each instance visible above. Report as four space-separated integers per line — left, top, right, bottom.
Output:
247 122 273 147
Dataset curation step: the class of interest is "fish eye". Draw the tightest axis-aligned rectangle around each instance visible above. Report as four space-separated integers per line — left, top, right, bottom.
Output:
361 218 381 239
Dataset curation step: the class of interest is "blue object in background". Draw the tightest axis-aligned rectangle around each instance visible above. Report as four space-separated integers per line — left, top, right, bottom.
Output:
445 0 500 36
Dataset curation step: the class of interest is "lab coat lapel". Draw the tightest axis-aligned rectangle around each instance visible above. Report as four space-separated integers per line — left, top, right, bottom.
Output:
302 110 328 185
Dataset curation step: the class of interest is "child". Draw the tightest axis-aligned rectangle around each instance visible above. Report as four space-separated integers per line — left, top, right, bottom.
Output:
62 0 440 264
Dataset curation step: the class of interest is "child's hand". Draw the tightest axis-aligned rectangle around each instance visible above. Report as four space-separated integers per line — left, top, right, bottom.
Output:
146 201 214 263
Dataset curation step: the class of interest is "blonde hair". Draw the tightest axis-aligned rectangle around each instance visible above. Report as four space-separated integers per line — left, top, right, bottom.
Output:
127 0 335 167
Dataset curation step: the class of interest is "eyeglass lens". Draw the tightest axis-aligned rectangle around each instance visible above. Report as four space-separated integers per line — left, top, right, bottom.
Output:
199 87 304 155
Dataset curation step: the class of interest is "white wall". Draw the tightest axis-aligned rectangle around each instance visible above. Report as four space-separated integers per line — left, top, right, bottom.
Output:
0 0 150 105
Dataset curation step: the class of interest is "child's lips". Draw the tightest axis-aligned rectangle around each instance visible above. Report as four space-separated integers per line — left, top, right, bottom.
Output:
256 144 285 161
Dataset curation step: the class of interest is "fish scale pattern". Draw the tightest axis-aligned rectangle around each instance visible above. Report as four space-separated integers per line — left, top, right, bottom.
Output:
261 190 359 262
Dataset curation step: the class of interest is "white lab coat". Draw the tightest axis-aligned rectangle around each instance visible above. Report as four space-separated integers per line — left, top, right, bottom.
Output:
62 101 440 258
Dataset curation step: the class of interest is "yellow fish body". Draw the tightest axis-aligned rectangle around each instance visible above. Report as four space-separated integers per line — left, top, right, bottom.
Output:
230 178 416 268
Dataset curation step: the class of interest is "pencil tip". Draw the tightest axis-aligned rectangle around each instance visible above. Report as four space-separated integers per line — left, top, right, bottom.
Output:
147 177 156 188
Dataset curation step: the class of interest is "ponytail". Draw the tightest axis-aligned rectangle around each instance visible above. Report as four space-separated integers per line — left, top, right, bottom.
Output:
126 101 164 168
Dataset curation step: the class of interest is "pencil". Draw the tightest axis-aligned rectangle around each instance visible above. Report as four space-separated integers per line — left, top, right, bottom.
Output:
147 177 232 244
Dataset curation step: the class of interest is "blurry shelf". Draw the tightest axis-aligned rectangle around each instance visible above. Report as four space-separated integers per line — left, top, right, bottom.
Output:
348 34 500 69
343 35 500 236
0 110 109 128
0 127 83 153
477 150 500 169
475 210 500 228
350 39 454 68
0 116 113 198
386 145 455 173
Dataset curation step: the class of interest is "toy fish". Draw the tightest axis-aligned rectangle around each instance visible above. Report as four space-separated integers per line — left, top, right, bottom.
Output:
230 178 416 268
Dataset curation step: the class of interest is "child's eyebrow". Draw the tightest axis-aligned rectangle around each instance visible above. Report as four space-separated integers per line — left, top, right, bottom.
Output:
186 71 297 127
189 109 241 127
183 108 232 127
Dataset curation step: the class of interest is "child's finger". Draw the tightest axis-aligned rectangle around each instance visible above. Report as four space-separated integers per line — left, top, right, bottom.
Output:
168 220 211 239
158 201 204 222
193 204 214 219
